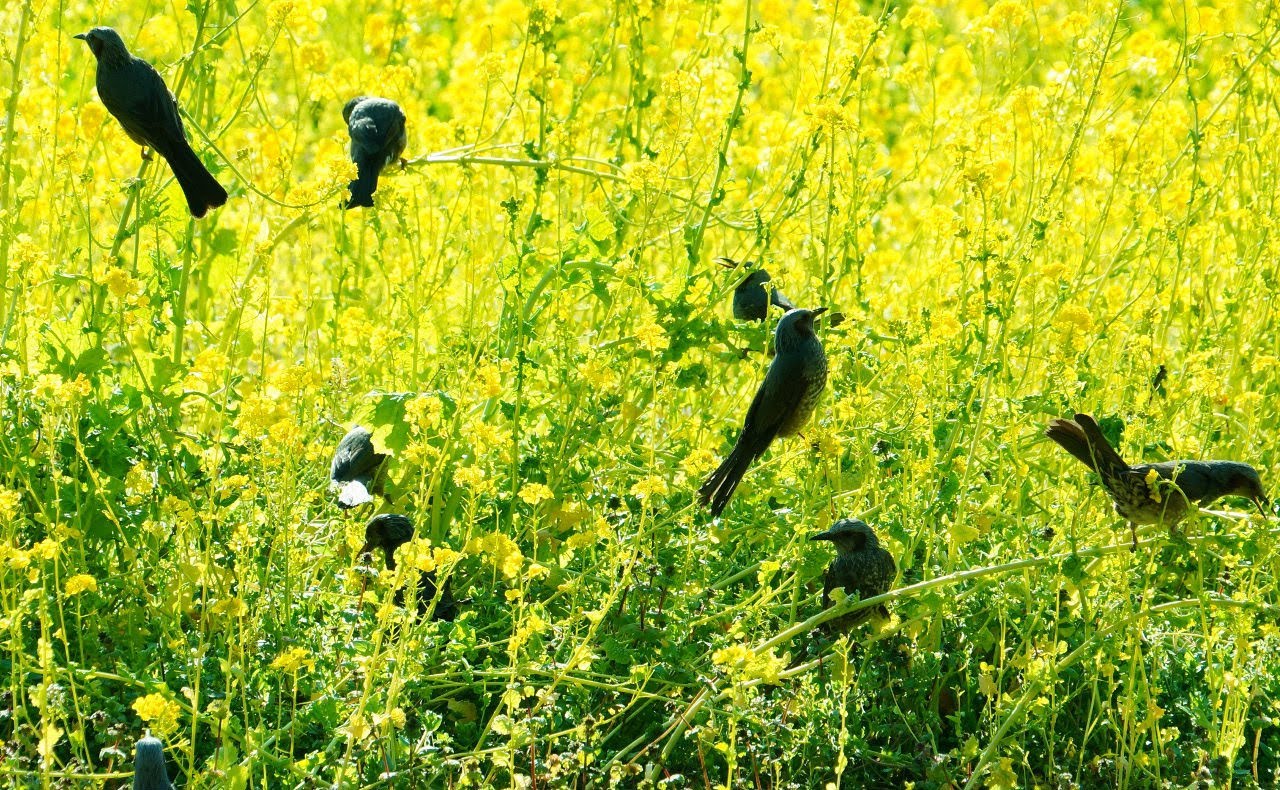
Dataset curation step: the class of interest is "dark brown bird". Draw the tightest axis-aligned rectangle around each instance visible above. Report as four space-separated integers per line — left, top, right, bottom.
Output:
343 96 407 209
811 519 896 632
360 514 457 621
716 258 795 321
699 307 828 516
330 426 386 509
1046 412 1269 548
75 27 228 218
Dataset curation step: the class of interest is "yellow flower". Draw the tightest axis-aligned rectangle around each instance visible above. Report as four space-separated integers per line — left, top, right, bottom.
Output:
1053 305 1093 334
519 483 554 505
622 160 662 194
133 693 181 736
629 475 668 500
811 101 856 134
901 6 939 33
466 533 525 579
339 713 371 742
298 42 330 73
987 0 1028 28
270 647 313 673
30 539 58 561
635 320 668 353
476 362 505 399
102 266 141 298
0 487 21 521
125 462 155 502
212 598 249 618
64 574 97 596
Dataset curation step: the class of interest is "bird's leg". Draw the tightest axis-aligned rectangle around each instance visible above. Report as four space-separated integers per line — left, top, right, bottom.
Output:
399 157 408 170
141 148 153 161
1129 522 1138 552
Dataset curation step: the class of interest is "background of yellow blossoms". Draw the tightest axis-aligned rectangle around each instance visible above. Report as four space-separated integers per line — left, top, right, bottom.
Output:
3 0 1280 785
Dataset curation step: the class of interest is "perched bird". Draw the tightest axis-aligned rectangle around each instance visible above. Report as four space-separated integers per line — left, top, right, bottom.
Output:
360 514 458 621
74 27 228 218
716 258 795 321
698 307 828 516
342 96 407 209
132 733 173 790
330 426 386 509
811 519 896 632
1046 412 1269 548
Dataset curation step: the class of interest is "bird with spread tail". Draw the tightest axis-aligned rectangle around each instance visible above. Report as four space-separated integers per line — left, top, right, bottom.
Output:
699 307 828 516
811 519 896 633
360 514 458 622
1045 412 1268 549
343 96 407 208
330 426 386 509
75 27 228 218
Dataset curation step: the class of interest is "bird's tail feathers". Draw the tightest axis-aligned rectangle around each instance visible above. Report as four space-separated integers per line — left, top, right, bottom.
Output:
1046 414 1130 479
698 440 757 517
161 139 227 218
346 156 380 209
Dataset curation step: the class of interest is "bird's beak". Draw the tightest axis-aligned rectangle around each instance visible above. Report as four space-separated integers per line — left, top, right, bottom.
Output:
810 307 828 317
1255 496 1271 517
73 32 89 40
809 530 833 542
357 541 372 558
714 257 739 269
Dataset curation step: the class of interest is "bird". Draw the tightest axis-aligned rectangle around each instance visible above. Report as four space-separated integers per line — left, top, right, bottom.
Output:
810 519 896 632
74 27 228 218
132 733 173 790
359 514 458 621
330 426 386 509
342 96 407 209
1045 412 1269 549
716 258 795 321
698 307 828 516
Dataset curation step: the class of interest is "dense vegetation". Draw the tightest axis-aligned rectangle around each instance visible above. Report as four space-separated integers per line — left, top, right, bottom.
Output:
4 0 1280 786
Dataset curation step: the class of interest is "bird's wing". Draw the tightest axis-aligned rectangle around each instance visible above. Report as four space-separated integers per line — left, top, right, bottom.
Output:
1145 461 1213 503
332 433 384 481
739 352 809 442
349 117 384 149
112 60 187 150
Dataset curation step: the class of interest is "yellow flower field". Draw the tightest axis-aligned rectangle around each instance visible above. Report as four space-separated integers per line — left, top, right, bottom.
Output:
3 0 1280 785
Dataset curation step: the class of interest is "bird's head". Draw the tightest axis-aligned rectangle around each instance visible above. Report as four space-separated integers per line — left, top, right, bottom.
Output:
810 518 879 553
343 96 371 125
74 27 127 61
1213 462 1270 516
774 306 827 348
715 257 771 289
359 513 415 569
